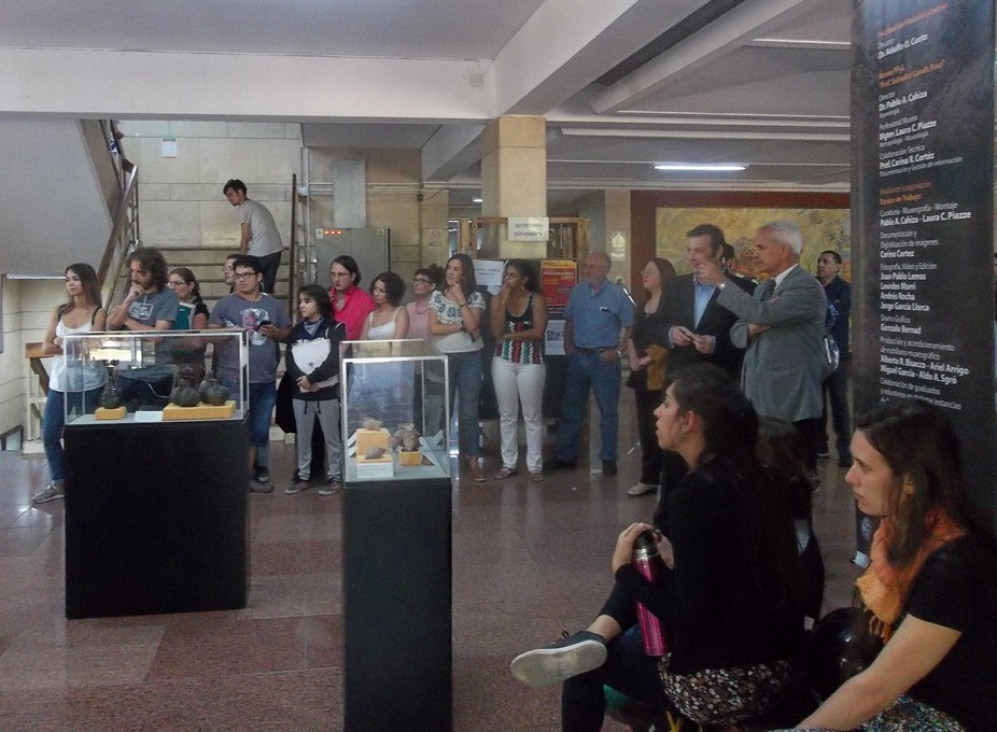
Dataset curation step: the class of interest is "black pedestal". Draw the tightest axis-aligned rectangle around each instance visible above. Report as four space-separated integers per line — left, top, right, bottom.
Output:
343 478 452 731
63 419 249 619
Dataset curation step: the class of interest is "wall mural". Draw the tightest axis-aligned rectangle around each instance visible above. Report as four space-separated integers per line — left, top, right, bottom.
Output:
655 207 852 281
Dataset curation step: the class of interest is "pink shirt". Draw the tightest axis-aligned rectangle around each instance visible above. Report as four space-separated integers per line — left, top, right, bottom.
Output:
405 298 433 342
331 285 376 340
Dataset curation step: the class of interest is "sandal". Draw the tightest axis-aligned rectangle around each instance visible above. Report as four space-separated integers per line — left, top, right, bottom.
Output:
493 467 519 480
529 471 545 483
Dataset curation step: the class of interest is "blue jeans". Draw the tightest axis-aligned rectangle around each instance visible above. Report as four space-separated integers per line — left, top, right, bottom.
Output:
447 351 482 458
221 378 276 456
43 387 103 483
555 351 621 462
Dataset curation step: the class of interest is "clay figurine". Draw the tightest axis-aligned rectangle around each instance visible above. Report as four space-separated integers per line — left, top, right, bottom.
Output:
392 423 421 451
199 376 230 406
170 379 202 408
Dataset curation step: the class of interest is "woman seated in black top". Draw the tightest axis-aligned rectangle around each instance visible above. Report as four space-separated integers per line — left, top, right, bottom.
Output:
790 399 997 731
511 364 803 730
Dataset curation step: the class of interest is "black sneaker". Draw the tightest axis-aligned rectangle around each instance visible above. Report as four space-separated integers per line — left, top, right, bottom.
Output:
253 465 270 484
601 460 617 476
510 631 607 687
542 457 577 472
249 480 274 494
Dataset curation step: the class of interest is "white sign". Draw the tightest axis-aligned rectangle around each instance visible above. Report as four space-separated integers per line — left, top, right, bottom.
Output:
545 320 566 356
161 138 177 158
473 259 506 295
508 217 549 242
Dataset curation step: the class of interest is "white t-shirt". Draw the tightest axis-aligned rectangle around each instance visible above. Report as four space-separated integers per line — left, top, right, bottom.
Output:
238 198 283 257
430 290 485 353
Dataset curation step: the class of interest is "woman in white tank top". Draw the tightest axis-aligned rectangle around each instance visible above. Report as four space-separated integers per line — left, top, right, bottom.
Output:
361 271 410 340
32 264 108 505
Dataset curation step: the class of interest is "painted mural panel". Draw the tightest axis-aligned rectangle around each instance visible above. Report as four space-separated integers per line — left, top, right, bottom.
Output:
654 207 851 281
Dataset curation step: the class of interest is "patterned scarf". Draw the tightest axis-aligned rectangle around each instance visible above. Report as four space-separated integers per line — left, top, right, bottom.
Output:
855 509 964 642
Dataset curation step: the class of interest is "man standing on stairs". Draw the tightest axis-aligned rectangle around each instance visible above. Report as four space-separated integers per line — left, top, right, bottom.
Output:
223 179 283 295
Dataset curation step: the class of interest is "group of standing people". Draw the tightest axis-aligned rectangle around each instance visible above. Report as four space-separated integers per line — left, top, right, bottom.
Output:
33 215 845 502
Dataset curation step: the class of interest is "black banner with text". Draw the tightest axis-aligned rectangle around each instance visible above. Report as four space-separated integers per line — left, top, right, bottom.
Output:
853 0 995 524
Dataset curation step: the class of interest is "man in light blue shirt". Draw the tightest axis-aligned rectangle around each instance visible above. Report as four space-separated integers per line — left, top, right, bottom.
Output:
545 252 633 475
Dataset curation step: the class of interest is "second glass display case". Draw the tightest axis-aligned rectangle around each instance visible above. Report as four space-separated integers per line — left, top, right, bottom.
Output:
340 339 450 481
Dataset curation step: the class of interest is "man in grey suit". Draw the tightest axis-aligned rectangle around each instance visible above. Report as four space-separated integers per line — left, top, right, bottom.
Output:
697 220 827 471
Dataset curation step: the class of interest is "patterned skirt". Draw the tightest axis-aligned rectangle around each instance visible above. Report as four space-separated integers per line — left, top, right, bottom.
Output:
774 693 967 731
658 655 791 725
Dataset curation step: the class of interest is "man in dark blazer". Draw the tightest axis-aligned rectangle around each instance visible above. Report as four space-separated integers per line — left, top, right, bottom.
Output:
697 220 828 471
660 224 755 379
639 224 754 502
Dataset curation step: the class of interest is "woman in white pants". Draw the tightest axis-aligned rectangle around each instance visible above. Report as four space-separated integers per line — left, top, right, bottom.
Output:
490 260 548 481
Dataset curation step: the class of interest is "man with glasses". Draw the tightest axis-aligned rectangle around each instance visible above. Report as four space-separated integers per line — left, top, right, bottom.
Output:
328 254 375 340
209 255 291 492
545 251 633 476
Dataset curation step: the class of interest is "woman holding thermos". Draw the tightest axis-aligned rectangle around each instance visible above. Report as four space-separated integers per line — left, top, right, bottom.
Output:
510 364 802 730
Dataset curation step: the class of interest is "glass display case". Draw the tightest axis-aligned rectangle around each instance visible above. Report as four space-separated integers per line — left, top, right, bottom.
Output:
340 339 449 481
61 330 249 425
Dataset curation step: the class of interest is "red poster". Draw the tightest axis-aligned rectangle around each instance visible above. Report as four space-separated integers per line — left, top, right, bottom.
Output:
540 259 576 318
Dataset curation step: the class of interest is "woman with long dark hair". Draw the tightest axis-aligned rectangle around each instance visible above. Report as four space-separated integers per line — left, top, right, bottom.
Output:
625 257 677 496
429 253 487 481
33 263 107 505
511 364 802 729
489 259 548 481
284 284 344 496
793 399 997 731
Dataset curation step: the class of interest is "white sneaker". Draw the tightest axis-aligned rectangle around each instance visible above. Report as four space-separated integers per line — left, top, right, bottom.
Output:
510 631 607 687
626 482 657 497
32 484 64 504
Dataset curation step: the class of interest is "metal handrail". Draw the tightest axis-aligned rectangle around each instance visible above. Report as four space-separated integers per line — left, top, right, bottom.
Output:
97 158 140 310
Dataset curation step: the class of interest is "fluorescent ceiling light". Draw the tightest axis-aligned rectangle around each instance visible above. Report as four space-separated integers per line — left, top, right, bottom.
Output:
654 164 746 172
472 197 483 203
752 38 850 48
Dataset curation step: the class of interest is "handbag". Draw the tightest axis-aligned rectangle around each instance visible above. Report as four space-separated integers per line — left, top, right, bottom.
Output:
644 344 669 391
806 606 883 700
291 337 339 390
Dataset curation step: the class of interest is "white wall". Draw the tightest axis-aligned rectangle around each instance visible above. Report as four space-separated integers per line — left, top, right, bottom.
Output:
119 121 302 251
0 278 65 444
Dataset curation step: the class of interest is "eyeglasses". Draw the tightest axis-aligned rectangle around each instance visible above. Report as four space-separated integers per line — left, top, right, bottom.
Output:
167 280 187 287
411 278 433 284
233 272 257 281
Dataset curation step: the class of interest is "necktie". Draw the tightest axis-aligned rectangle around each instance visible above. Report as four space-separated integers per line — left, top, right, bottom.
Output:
760 279 776 302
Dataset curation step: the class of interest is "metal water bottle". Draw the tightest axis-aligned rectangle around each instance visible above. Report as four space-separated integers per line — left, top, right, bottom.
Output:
632 530 667 657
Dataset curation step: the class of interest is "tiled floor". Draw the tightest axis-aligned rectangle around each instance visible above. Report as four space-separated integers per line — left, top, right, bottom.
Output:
0 415 860 731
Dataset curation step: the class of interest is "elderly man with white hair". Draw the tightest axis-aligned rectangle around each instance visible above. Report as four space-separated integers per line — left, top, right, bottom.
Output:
697 220 827 472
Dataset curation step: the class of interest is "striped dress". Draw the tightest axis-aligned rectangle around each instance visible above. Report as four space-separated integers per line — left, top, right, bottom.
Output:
494 292 544 364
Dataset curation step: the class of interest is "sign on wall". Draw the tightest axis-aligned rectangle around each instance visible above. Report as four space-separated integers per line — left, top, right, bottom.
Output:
853 0 995 523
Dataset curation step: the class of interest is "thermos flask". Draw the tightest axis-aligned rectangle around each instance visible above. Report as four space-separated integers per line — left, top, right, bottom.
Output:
632 530 667 657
